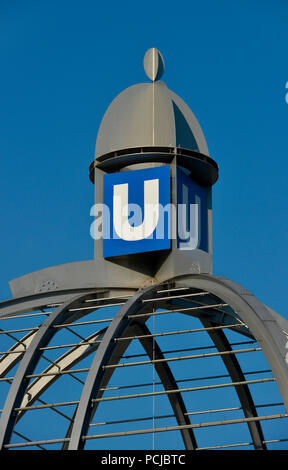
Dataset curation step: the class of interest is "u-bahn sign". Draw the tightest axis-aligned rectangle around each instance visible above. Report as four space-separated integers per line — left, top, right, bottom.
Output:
101 165 208 258
103 165 171 257
177 167 208 253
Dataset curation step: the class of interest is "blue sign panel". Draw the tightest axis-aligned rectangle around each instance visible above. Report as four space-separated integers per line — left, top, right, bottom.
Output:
103 166 171 257
177 167 208 252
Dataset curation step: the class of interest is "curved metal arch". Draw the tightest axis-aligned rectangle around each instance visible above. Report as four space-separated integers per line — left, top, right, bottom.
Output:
67 285 197 450
173 274 288 413
0 330 36 378
0 287 135 381
63 320 197 449
0 291 98 449
67 285 157 449
62 322 138 450
0 329 108 425
166 284 266 450
0 286 134 319
169 294 254 339
201 318 266 450
1 273 287 450
16 328 107 420
132 322 197 449
0 289 107 319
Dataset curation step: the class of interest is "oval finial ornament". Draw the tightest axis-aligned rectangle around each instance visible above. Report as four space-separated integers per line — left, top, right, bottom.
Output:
143 48 165 82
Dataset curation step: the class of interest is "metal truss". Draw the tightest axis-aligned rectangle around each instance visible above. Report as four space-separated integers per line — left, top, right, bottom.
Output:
0 274 288 450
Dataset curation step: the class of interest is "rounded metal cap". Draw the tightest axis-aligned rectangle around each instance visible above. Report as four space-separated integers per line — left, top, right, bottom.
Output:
143 48 165 81
93 48 217 184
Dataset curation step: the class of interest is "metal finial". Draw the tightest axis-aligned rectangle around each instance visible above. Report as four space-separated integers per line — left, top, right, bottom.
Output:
143 48 165 82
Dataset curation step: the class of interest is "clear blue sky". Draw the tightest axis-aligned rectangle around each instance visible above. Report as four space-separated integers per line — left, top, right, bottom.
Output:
0 0 288 450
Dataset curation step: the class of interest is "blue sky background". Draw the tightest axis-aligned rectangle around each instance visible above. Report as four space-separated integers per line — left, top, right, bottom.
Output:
0 0 288 450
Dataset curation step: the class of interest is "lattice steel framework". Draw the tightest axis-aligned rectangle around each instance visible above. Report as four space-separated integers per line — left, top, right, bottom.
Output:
1 274 288 450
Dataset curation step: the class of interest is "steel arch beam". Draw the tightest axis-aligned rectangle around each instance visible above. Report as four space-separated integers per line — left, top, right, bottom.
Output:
62 322 137 450
67 286 197 450
201 318 266 450
0 291 97 449
0 330 37 378
67 286 160 449
63 320 197 450
0 286 133 319
2 273 287 450
173 274 288 413
0 289 106 319
15 328 107 420
132 322 197 449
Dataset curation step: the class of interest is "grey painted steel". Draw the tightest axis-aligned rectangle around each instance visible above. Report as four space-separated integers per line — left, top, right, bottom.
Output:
169 298 252 339
174 274 288 413
132 322 197 449
63 320 197 450
8 260 145 299
61 323 137 450
81 413 288 443
1 274 288 449
0 289 101 318
144 48 165 82
90 55 216 281
65 286 198 449
16 329 107 421
67 286 158 449
87 49 218 300
201 318 266 450
0 291 96 449
94 80 210 159
0 331 36 378
92 148 218 187
0 286 134 318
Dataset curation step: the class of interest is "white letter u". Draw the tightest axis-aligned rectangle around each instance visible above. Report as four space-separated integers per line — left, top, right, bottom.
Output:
113 179 159 241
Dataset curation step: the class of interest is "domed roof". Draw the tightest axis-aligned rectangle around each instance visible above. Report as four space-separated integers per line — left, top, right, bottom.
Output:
95 48 209 159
